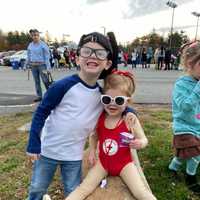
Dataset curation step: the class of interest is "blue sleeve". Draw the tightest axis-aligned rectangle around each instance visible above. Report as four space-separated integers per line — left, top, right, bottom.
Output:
173 80 200 111
27 82 65 153
43 43 51 70
27 44 31 65
123 106 137 116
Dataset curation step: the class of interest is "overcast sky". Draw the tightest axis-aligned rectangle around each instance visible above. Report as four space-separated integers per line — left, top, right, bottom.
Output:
0 0 199 43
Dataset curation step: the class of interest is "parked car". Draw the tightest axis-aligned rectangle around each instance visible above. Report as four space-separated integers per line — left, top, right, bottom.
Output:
10 50 27 69
0 52 9 65
2 51 16 66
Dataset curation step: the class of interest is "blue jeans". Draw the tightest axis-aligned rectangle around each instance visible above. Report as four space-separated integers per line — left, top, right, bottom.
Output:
31 65 48 98
28 156 82 200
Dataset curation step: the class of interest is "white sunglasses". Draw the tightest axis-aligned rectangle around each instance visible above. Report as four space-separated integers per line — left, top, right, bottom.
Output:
101 95 130 106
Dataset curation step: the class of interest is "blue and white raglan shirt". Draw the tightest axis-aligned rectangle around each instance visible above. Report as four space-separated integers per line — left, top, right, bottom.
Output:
27 74 103 161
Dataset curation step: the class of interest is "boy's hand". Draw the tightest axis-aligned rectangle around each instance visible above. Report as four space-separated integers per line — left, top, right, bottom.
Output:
88 149 96 167
26 152 40 163
129 139 143 149
124 112 137 130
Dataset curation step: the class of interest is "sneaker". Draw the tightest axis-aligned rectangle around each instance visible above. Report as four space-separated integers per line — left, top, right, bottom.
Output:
168 169 181 181
185 174 200 194
43 194 51 200
33 97 42 102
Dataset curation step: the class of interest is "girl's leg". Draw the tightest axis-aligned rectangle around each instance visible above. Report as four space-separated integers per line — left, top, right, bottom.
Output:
186 155 200 175
169 156 183 172
120 162 157 200
65 160 107 200
185 155 200 193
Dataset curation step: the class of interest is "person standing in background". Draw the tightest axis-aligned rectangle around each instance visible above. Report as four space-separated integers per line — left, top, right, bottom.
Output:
158 46 165 70
27 29 51 102
154 47 159 70
52 47 61 69
147 47 153 68
131 49 137 68
168 41 200 194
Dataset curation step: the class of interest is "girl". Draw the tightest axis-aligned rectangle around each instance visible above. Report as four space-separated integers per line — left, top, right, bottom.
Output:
169 41 200 194
65 70 157 200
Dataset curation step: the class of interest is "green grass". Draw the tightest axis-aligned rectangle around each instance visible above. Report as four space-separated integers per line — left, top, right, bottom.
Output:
0 107 199 200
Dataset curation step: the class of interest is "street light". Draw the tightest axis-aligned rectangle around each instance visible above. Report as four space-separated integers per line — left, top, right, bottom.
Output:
166 1 178 51
192 11 200 41
101 26 106 35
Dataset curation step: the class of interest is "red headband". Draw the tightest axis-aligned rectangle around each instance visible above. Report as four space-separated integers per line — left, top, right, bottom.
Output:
111 69 134 81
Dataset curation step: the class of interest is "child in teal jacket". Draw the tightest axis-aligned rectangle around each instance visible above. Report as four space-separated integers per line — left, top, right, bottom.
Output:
169 41 200 194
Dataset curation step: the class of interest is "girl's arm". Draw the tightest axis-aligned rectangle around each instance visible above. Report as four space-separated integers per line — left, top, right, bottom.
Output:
128 116 148 149
173 80 200 111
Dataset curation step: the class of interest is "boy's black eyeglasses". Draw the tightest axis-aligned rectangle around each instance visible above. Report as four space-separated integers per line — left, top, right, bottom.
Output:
101 95 130 106
79 46 109 60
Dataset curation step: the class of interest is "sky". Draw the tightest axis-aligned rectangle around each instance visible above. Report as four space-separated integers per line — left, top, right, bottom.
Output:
0 0 199 44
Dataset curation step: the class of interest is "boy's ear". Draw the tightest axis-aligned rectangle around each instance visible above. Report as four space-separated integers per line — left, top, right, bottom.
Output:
105 60 112 70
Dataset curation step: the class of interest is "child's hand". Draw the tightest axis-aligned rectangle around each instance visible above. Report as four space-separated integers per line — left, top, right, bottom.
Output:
26 152 40 164
88 149 96 167
124 112 137 130
129 139 143 149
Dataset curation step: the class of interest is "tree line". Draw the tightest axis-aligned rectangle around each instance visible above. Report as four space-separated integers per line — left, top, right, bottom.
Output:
0 29 190 53
0 30 32 51
123 31 189 54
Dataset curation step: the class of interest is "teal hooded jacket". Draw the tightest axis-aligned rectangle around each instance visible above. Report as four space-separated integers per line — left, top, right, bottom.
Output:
172 75 200 137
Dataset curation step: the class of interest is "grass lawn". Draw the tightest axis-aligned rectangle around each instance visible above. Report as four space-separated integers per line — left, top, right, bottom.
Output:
0 105 199 200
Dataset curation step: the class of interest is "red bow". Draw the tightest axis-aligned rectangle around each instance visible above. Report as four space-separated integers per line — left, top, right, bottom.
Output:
111 69 134 81
180 40 200 53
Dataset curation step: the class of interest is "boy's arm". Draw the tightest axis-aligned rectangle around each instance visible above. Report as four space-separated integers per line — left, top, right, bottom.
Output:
27 83 65 154
123 106 137 116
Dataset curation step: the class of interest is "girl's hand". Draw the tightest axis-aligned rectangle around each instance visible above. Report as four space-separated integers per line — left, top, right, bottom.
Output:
124 112 137 130
129 139 143 149
26 152 40 164
88 149 96 167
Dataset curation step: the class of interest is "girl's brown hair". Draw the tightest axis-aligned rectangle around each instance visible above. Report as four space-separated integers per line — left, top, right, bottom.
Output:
103 71 135 97
181 41 200 70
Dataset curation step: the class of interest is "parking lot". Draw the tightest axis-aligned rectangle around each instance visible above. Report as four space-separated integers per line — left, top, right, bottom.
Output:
0 65 182 106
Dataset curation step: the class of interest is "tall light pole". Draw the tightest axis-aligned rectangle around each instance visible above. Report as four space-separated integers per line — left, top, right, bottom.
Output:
166 1 178 51
192 12 200 41
101 26 106 35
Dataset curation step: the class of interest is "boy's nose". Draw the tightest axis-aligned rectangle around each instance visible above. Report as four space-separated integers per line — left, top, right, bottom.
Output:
90 52 97 59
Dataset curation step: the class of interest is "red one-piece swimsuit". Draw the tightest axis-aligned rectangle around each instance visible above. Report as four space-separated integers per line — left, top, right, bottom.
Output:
96 112 133 176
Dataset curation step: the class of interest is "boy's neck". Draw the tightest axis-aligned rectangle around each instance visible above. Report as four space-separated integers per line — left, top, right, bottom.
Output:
78 72 99 86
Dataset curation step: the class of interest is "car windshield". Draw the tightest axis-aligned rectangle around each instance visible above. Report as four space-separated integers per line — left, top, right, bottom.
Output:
14 50 25 55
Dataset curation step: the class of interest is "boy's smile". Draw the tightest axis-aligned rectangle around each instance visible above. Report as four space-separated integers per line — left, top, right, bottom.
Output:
86 61 98 69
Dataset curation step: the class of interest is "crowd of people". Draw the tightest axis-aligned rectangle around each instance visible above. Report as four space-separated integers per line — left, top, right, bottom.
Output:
118 46 180 70
51 47 78 70
25 29 200 200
